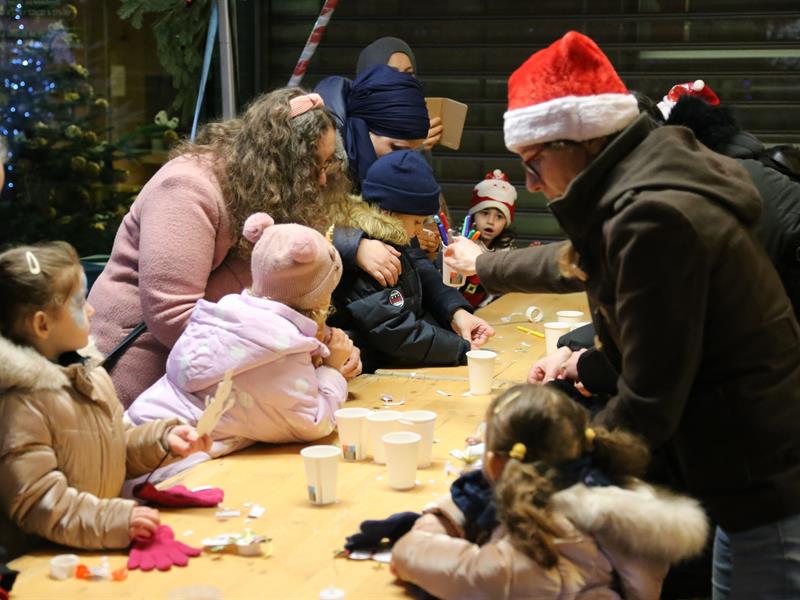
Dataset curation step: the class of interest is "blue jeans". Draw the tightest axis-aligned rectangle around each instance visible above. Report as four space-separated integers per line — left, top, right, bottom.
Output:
712 513 800 600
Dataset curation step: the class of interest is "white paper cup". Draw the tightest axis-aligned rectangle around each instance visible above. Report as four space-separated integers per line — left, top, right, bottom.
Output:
334 407 371 461
543 321 573 355
399 410 437 468
556 310 585 324
366 410 402 464
525 305 544 322
50 554 79 580
300 445 341 505
441 245 465 287
382 431 421 490
467 349 497 395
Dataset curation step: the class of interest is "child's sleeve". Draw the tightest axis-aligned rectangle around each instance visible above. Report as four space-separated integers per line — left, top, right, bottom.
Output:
391 528 515 600
311 365 348 434
123 418 182 478
0 399 134 550
332 226 366 271
408 247 473 326
344 287 470 367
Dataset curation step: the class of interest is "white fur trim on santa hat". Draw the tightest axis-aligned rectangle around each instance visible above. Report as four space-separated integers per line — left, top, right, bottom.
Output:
504 93 639 153
470 199 511 223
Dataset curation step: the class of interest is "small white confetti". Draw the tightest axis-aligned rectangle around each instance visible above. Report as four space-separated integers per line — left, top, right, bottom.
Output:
520 341 531 347
462 391 472 397
248 504 266 519
215 509 241 520
376 475 384 481
414 480 421 486
433 438 440 443
191 485 214 492
183 529 194 536
436 390 451 397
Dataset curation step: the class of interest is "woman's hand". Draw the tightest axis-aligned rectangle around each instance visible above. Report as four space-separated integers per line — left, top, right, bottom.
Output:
443 237 483 276
167 425 212 457
129 506 160 541
528 346 573 383
451 309 495 348
423 116 444 151
356 239 402 286
322 327 354 371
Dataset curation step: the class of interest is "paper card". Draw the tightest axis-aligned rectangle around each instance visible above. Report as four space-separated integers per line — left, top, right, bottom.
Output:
425 97 468 150
196 370 235 437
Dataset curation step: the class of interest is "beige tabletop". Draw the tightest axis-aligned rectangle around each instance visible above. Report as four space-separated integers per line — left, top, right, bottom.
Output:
8 292 589 600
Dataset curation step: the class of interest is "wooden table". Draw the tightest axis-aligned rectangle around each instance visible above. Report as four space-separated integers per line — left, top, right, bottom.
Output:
9 292 588 599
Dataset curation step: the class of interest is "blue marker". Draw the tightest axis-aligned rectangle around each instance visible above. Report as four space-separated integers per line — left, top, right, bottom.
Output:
462 214 472 237
433 214 449 245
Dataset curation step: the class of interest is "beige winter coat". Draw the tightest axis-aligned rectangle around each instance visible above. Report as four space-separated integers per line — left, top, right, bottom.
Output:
0 335 179 559
392 481 708 600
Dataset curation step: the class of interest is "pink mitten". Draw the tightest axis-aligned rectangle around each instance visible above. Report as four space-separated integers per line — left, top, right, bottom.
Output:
133 482 223 508
128 525 201 571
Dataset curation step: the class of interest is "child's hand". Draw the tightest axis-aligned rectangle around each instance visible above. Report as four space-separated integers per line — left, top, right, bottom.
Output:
451 309 495 348
167 425 212 457
528 346 573 383
417 226 441 254
129 506 160 541
323 327 354 372
339 345 362 380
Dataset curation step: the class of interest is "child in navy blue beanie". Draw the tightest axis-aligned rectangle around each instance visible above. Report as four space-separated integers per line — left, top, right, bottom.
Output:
329 150 494 373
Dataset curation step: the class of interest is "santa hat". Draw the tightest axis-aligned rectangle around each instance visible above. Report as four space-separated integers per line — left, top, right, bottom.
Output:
504 31 639 153
243 213 342 310
470 169 517 223
656 79 720 120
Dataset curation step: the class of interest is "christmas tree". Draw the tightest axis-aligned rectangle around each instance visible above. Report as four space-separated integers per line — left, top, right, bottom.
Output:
0 1 159 255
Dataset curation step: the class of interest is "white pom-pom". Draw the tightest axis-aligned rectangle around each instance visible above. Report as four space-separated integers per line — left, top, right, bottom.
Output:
693 79 705 91
242 212 274 243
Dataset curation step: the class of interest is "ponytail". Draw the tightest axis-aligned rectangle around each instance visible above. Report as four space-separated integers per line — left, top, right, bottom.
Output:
494 459 562 568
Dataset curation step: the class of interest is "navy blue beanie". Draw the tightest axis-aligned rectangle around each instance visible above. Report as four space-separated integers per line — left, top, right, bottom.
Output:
361 150 440 215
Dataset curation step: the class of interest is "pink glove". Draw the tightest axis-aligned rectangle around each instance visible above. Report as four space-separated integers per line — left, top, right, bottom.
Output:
133 482 223 508
128 525 201 571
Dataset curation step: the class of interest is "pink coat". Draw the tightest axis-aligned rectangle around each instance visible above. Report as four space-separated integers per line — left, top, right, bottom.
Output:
391 482 709 600
127 292 347 463
87 155 251 407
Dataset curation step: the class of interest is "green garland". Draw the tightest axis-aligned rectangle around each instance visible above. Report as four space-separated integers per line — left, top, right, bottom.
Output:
118 0 212 124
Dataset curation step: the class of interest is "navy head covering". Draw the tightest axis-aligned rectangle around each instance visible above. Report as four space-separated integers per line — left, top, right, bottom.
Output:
362 150 440 215
356 37 417 76
348 65 431 185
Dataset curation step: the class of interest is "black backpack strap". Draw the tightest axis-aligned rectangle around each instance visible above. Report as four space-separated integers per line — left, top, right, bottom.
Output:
102 321 147 372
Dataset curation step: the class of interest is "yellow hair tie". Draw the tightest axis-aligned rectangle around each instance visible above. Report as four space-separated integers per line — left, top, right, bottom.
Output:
508 442 527 461
585 427 596 450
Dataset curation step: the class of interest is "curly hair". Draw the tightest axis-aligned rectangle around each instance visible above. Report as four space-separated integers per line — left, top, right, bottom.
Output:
488 384 650 568
0 241 82 345
169 87 351 254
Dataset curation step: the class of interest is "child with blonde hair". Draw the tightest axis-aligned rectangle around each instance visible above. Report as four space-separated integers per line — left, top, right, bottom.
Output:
0 242 209 559
126 213 351 476
391 384 709 599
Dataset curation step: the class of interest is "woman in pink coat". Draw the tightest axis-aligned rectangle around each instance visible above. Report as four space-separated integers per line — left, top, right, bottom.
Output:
127 213 351 476
88 89 362 407
391 385 709 599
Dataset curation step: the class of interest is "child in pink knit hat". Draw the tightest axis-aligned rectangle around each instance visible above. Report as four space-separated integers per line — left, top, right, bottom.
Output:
127 213 353 481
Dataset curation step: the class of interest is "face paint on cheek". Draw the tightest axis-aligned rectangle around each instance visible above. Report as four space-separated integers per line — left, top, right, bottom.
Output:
69 272 88 327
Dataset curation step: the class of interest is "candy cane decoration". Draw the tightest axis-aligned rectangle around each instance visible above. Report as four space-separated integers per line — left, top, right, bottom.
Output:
287 0 339 88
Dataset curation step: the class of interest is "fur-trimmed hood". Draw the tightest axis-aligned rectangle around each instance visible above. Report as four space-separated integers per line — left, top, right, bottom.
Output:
552 481 709 564
328 194 410 246
0 334 68 393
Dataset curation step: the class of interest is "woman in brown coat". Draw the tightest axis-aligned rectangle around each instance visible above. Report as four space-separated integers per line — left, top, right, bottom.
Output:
0 242 209 559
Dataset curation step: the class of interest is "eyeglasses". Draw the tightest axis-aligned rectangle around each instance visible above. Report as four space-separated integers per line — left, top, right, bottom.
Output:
521 140 577 181
319 155 340 175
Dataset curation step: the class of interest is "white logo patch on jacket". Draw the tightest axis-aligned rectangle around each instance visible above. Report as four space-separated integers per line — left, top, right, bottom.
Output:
388 289 405 309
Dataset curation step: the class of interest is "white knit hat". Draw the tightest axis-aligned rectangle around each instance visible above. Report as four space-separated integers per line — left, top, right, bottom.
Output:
469 169 517 223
